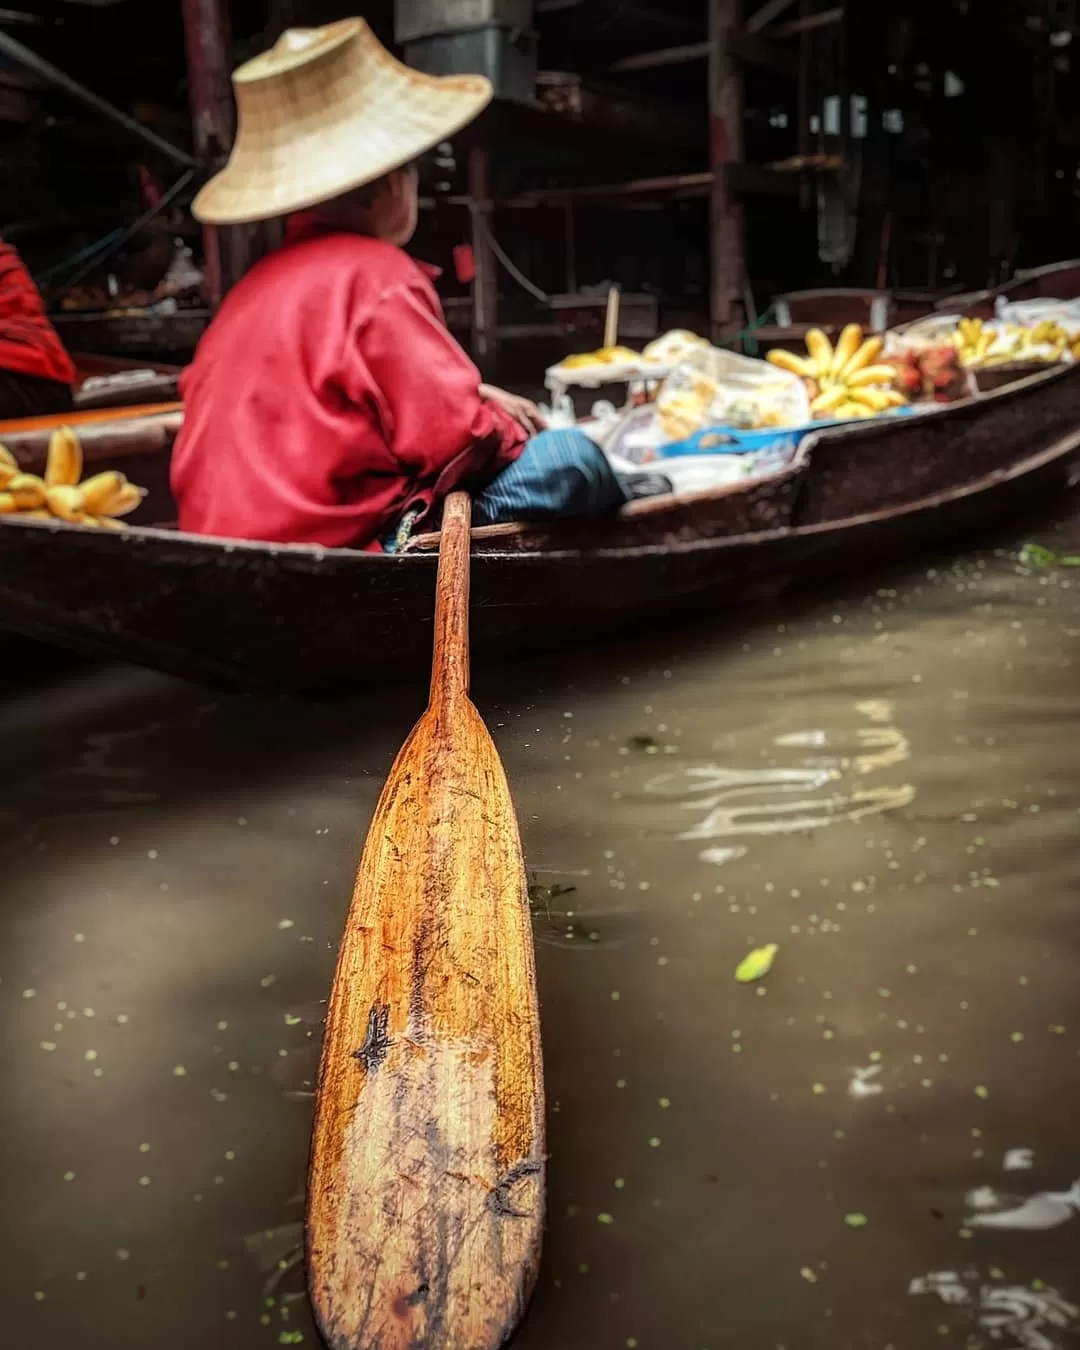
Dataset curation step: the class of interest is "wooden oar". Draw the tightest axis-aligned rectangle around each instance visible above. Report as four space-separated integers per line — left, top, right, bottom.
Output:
307 492 546 1350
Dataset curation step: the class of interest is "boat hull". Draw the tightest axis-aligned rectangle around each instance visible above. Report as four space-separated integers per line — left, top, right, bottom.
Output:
0 365 1077 694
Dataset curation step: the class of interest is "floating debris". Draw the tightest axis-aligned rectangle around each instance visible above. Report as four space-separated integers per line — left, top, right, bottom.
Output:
844 1213 869 1228
734 943 778 984
1019 542 1080 568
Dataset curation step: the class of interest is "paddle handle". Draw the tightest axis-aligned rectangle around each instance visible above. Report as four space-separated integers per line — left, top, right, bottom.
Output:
430 491 472 711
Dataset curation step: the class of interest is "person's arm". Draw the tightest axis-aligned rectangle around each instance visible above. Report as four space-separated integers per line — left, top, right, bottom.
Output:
346 279 527 502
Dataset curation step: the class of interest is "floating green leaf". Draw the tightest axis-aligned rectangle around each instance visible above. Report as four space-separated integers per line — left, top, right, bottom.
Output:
844 1213 869 1228
735 943 778 984
1019 543 1080 568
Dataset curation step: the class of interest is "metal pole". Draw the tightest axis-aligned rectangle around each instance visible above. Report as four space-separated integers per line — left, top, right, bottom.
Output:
708 0 746 341
0 29 194 168
468 147 498 368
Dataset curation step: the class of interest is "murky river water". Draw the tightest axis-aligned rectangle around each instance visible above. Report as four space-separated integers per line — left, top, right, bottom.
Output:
2 516 1080 1350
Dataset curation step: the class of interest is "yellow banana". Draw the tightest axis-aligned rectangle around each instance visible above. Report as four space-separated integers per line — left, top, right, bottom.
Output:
88 514 127 531
766 348 817 378
72 513 101 528
45 484 87 522
7 473 47 508
805 328 834 377
848 387 891 412
97 481 145 518
846 364 899 388
18 508 52 519
44 426 82 487
79 470 128 515
0 491 15 514
0 443 16 486
830 323 863 376
881 388 908 407
840 335 884 378
811 385 848 415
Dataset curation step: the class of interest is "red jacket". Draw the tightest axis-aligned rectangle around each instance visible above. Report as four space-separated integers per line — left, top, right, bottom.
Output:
171 219 526 549
0 242 75 385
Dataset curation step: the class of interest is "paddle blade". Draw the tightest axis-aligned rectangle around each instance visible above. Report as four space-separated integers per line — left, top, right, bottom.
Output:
308 698 545 1350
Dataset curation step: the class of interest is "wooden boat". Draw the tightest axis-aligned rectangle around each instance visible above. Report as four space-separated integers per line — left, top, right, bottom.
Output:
935 259 1080 320
0 362 1076 695
71 352 182 411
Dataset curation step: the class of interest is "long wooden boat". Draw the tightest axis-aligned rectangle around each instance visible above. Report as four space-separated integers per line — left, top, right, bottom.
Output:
71 352 182 411
0 363 1075 694
936 258 1080 320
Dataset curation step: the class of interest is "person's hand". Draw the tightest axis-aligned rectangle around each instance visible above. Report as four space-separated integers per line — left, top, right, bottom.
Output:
479 384 546 435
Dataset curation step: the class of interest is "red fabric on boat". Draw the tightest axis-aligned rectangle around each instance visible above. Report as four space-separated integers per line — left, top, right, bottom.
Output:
0 242 76 386
171 217 526 550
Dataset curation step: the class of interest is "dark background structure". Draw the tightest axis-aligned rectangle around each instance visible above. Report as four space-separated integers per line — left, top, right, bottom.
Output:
0 0 1076 362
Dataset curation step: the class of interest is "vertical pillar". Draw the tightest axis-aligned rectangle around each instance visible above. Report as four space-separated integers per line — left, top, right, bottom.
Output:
468 147 498 369
181 0 253 305
708 0 745 341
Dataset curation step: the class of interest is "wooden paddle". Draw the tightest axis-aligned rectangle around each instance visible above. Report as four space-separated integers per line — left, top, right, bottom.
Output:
307 491 546 1350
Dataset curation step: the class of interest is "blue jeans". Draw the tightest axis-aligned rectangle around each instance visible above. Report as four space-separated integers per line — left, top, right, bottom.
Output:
383 429 631 551
472 427 629 526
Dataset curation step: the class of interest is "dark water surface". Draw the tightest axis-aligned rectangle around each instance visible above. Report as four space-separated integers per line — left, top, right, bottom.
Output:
2 522 1079 1350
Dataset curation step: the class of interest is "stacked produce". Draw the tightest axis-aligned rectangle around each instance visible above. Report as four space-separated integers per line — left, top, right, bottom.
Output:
0 428 146 528
953 317 1072 368
766 324 908 419
886 345 968 403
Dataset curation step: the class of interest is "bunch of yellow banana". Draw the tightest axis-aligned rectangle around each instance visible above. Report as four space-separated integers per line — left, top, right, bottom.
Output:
0 427 146 528
767 323 907 419
953 317 996 367
955 316 1070 367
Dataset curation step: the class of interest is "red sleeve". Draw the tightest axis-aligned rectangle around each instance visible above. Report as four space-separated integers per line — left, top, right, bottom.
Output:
0 242 76 385
346 278 526 500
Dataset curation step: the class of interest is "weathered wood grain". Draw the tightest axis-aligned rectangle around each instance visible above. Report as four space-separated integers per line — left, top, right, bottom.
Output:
307 493 545 1350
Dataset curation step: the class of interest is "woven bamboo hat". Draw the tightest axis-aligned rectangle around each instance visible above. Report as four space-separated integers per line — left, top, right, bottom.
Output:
192 18 492 225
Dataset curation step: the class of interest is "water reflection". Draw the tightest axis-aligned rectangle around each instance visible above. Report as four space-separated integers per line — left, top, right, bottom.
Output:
644 697 914 855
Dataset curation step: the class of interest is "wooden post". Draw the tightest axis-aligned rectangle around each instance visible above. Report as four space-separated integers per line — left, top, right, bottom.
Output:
708 0 745 342
181 0 255 305
468 147 498 368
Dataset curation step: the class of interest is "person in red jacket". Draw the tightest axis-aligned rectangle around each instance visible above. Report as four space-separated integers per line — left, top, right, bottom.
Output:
0 241 76 420
172 18 634 551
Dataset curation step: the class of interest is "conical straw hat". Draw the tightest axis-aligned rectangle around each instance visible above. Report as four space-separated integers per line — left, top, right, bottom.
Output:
193 18 492 226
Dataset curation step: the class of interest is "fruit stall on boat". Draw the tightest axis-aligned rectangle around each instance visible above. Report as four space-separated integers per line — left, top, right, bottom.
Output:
0 304 1078 694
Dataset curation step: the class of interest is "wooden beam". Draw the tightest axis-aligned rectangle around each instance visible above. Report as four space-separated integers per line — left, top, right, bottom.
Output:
745 0 798 34
182 0 248 305
771 7 843 37
610 31 796 78
610 41 708 73
709 0 745 340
